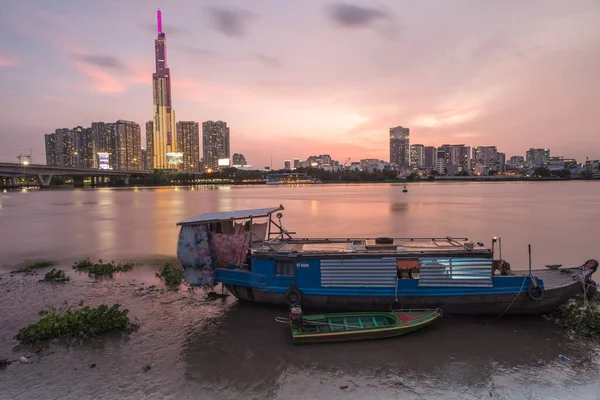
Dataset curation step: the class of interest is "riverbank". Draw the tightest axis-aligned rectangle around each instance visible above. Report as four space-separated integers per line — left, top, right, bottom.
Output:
1 261 600 399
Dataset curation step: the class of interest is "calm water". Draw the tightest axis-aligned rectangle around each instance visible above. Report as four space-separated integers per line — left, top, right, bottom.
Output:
1 182 600 399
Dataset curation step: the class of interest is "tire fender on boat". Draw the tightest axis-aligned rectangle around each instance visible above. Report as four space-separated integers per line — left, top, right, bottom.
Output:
527 284 544 301
285 288 303 305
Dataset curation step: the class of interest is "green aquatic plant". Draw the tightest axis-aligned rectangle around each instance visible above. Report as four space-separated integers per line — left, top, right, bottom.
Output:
43 268 70 282
14 304 139 344
155 263 183 286
550 298 600 338
72 258 134 277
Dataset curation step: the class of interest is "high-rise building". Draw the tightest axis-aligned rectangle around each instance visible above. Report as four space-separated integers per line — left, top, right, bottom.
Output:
293 158 300 169
436 148 446 174
73 126 97 168
509 156 524 167
114 120 142 170
44 133 58 166
439 144 470 169
472 146 497 167
424 146 436 169
410 144 425 168
284 160 291 170
202 121 230 171
145 121 154 170
141 149 148 171
232 153 247 167
526 148 550 166
389 126 410 168
176 121 200 172
151 10 177 169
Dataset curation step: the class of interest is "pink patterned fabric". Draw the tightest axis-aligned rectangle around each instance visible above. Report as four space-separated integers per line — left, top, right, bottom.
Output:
210 233 249 267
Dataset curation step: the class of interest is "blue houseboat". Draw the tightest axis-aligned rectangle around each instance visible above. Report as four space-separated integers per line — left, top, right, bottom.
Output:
176 205 597 315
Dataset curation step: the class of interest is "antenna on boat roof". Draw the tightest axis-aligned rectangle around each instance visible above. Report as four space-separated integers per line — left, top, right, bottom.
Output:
528 244 532 275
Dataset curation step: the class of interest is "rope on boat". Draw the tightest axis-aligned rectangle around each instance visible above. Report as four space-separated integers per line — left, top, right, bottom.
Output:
495 275 529 320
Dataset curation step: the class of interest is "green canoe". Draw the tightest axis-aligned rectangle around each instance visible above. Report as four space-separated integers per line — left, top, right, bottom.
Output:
287 309 442 344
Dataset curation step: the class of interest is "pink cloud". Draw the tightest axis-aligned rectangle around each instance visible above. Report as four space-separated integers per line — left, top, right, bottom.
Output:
73 62 124 93
0 57 18 67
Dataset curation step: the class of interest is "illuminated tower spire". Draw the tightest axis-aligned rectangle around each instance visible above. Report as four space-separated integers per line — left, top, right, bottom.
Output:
150 9 176 170
157 9 162 35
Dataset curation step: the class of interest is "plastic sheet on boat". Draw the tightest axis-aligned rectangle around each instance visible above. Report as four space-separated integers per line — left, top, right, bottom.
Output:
177 224 215 286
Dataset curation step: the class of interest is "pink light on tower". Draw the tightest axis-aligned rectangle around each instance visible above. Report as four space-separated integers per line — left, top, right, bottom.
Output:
157 9 162 34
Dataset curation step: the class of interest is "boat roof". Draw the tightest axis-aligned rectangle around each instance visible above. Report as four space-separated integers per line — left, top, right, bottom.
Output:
176 205 283 226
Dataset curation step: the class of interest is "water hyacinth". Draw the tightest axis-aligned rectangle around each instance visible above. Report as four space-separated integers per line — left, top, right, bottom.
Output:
14 304 139 344
72 258 134 277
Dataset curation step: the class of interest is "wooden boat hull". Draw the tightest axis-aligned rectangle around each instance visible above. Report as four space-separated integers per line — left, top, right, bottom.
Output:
225 269 586 315
290 311 441 344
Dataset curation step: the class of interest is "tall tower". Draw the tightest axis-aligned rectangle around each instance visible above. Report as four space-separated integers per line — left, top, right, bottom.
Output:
152 9 177 169
389 126 410 168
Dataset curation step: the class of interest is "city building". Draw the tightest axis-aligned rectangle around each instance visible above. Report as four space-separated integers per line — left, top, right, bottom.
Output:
509 156 525 167
141 149 148 171
232 153 247 167
114 120 142 171
44 128 75 168
410 144 425 168
526 148 550 166
471 146 497 167
424 146 437 170
439 144 470 170
436 148 446 174
176 121 200 172
293 158 300 169
284 160 291 170
145 121 154 170
202 120 230 171
44 132 58 166
389 126 410 168
151 9 177 169
73 126 97 169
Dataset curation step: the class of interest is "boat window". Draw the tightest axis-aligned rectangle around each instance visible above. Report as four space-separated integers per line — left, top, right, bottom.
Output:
275 260 296 277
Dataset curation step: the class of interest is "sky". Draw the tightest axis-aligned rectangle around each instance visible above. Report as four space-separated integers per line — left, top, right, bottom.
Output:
1 0 600 168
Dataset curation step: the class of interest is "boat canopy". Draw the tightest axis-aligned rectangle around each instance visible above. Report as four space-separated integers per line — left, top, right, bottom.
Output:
176 205 284 226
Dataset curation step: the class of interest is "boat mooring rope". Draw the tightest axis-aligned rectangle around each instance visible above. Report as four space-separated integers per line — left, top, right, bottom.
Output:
495 275 529 320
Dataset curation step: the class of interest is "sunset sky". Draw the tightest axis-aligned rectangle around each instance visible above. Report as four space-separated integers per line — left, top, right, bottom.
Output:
1 0 599 167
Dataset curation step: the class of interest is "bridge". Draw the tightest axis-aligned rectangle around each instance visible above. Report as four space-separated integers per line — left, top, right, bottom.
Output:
0 163 150 188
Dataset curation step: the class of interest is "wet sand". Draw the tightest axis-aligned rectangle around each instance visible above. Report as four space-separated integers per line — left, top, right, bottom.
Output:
1 263 600 400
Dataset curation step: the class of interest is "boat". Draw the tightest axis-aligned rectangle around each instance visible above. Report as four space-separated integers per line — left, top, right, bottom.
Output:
402 184 408 193
175 205 598 315
279 308 441 344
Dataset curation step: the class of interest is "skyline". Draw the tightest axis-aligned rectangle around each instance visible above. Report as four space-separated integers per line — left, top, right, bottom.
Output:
1 1 600 167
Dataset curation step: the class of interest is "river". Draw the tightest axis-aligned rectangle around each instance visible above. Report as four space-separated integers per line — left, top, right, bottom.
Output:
1 181 599 399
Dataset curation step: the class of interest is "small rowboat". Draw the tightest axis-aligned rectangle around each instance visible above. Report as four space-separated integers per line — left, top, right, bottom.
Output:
280 309 442 344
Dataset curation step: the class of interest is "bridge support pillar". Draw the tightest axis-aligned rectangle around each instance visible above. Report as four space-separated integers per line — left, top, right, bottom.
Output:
91 176 96 187
37 174 53 188
11 177 16 186
123 175 130 186
73 176 85 188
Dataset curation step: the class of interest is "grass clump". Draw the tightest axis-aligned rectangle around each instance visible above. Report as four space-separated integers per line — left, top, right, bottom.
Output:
43 268 70 282
14 304 139 344
155 263 184 286
549 298 600 338
73 258 134 277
